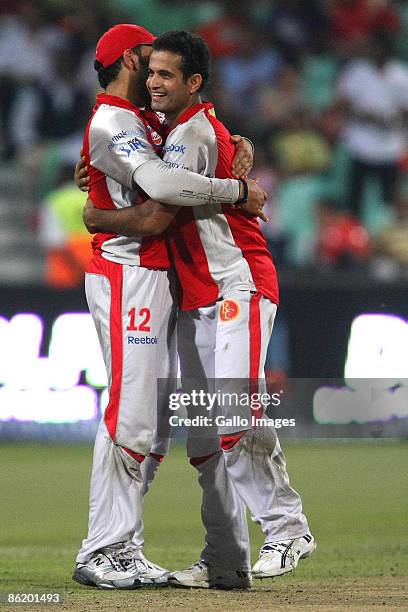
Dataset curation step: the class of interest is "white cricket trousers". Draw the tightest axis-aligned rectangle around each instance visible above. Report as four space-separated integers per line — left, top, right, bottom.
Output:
77 258 176 563
178 290 309 546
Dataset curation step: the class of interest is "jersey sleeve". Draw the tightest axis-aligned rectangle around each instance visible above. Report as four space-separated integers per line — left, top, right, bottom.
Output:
89 107 158 189
133 120 240 206
90 105 240 206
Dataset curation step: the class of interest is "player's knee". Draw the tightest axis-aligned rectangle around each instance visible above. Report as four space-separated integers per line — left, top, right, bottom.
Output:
254 425 278 454
220 431 246 451
119 446 145 481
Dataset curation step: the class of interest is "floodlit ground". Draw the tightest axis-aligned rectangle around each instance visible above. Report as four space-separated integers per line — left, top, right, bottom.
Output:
1 441 407 610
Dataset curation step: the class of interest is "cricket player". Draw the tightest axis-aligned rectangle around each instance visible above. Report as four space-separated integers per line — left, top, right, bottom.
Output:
73 24 266 590
83 30 316 588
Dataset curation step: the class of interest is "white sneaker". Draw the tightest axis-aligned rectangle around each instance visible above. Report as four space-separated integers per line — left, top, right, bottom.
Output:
169 560 252 590
73 548 142 589
252 534 316 578
117 547 169 585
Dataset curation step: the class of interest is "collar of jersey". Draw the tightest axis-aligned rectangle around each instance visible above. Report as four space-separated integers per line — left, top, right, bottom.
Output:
176 101 215 125
96 93 144 115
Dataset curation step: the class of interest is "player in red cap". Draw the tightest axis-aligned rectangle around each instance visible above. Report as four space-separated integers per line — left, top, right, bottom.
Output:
79 30 315 589
73 24 265 590
95 24 156 69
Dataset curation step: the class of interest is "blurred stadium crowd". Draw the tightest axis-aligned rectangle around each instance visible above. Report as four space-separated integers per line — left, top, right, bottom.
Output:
2 0 408 286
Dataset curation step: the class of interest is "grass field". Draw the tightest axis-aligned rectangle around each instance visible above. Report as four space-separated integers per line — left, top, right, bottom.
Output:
1 440 407 610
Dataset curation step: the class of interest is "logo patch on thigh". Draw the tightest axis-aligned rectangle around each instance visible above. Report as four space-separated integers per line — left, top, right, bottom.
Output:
219 299 240 322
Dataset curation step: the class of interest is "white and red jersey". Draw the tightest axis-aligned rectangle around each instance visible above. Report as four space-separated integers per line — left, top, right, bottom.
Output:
83 94 242 271
83 93 170 270
165 102 279 310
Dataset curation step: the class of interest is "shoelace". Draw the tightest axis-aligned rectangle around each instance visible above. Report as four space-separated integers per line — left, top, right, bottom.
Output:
260 541 296 570
261 541 293 556
186 560 208 572
115 547 149 573
97 552 124 573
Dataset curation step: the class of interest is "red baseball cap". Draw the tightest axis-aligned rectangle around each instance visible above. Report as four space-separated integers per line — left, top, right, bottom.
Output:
95 24 156 68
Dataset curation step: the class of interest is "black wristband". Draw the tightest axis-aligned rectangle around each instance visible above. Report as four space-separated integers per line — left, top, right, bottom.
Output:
235 178 248 205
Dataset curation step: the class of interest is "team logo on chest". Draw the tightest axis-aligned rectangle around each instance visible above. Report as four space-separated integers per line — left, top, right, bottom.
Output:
147 124 163 147
219 299 240 322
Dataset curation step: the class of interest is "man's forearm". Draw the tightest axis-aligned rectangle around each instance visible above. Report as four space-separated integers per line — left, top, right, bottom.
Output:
84 200 179 236
133 159 240 206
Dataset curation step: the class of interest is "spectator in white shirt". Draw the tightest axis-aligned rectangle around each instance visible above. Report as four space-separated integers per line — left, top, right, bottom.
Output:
336 32 408 218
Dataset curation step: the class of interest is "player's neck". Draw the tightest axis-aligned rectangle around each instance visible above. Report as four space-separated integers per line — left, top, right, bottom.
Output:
166 94 201 129
105 81 144 108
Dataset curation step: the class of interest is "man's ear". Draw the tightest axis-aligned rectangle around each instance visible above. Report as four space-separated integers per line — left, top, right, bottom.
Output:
189 73 202 94
122 48 137 71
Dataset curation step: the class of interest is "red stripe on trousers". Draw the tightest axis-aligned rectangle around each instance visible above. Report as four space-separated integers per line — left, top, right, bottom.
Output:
100 262 124 441
249 293 262 419
220 432 246 451
150 453 165 463
123 447 145 463
220 294 263 447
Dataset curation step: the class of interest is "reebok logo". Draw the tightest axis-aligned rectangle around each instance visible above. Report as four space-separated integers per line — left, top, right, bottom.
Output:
127 335 158 345
163 143 186 154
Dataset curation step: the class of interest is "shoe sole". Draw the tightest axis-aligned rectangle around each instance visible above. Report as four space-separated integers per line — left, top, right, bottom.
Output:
140 570 170 586
253 540 317 579
253 566 294 579
72 571 94 587
139 578 169 587
210 583 252 591
168 577 250 590
72 570 143 590
168 577 210 589
169 580 249 590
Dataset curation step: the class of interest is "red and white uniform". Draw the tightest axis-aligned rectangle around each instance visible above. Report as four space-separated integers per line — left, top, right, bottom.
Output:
82 94 177 456
76 96 171 563
77 94 247 565
167 103 278 311
84 94 168 268
163 103 309 549
162 103 280 433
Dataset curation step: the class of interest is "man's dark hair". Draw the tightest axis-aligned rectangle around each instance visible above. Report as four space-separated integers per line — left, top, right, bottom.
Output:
94 46 146 89
152 30 210 92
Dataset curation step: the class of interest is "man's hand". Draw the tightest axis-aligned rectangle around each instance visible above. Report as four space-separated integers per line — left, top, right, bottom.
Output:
75 148 90 192
240 178 269 222
230 135 254 178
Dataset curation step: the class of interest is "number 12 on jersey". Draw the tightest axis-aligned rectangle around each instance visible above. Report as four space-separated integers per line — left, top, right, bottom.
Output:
127 307 151 332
